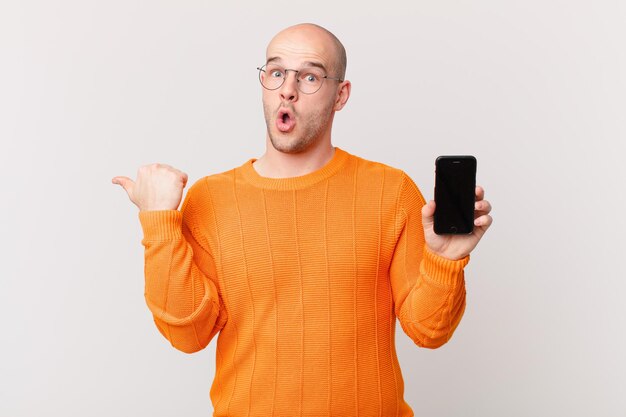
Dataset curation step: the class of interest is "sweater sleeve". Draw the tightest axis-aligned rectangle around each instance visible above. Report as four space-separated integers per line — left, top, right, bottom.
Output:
138 180 226 353
389 172 469 349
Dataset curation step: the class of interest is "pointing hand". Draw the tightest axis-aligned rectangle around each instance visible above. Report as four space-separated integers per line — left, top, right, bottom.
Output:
112 163 188 211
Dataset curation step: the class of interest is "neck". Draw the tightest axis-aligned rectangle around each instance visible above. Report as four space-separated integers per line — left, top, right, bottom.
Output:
253 137 336 179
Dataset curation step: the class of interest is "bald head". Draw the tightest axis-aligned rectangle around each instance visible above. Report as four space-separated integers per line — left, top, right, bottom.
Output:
267 23 347 80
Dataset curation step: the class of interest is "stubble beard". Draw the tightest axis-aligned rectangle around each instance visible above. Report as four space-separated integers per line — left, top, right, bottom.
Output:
263 100 334 154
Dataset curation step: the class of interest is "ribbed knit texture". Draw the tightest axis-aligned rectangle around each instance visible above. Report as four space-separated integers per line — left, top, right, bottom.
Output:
139 147 469 417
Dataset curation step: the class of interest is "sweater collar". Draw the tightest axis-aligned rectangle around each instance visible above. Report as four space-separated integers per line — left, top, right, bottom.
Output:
239 146 350 190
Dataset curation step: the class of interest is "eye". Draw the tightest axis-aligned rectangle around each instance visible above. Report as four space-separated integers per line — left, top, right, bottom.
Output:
265 65 284 78
301 71 321 83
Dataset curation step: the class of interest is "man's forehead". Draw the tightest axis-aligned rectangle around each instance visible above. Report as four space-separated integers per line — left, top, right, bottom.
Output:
266 56 327 71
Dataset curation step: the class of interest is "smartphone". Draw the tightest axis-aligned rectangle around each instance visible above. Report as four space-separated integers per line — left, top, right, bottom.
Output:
434 155 477 235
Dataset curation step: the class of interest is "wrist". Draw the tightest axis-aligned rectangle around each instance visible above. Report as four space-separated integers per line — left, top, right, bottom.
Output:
426 244 467 261
422 245 470 286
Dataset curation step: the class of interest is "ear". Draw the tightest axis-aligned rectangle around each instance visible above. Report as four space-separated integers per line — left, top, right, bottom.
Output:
333 80 351 111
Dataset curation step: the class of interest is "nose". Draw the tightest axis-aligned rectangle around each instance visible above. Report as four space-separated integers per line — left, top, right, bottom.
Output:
279 70 299 102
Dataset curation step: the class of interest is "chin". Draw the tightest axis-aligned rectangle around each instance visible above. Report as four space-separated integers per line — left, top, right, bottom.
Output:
269 131 314 154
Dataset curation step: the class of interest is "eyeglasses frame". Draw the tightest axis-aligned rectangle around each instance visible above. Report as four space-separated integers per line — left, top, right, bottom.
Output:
257 64 344 95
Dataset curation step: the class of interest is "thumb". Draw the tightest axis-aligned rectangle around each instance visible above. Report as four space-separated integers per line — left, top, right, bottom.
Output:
421 200 435 230
111 176 135 197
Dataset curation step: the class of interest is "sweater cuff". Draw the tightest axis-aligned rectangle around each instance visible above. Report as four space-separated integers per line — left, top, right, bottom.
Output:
138 210 183 242
421 244 470 287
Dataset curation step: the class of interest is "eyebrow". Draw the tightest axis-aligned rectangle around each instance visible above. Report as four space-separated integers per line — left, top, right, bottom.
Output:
266 57 328 72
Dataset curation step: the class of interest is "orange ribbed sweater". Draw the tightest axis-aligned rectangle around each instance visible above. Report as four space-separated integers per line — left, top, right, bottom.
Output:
138 147 469 417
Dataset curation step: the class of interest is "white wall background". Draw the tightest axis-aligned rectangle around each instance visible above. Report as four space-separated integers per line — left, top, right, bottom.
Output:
1 1 624 416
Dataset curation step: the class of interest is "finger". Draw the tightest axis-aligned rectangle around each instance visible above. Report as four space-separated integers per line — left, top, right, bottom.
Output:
153 162 172 170
111 176 135 195
475 185 485 201
181 172 188 187
474 214 493 229
421 200 435 229
474 199 492 214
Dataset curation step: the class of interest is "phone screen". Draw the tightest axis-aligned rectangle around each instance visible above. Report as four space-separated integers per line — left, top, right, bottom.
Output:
434 156 476 235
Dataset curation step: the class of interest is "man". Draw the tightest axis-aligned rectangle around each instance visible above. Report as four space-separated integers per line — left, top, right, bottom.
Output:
112 23 492 417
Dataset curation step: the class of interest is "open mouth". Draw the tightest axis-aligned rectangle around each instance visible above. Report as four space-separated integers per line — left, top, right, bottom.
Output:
276 108 296 133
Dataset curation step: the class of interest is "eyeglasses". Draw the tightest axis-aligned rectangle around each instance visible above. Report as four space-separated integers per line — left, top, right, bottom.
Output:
257 63 343 94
